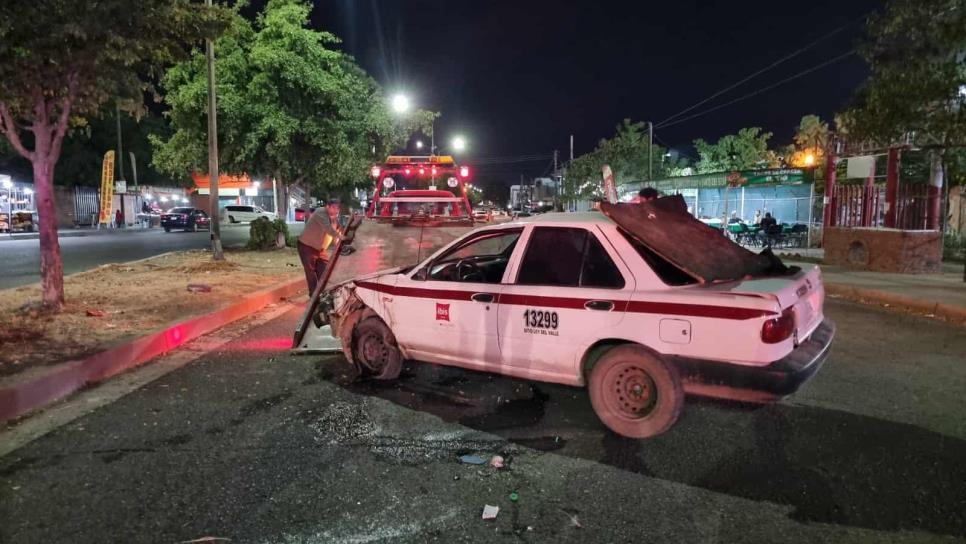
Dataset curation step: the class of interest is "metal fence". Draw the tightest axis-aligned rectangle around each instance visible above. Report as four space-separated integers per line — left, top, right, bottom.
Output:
74 186 100 226
833 184 929 230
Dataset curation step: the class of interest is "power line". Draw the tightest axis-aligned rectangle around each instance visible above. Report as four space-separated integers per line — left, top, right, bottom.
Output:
658 49 857 130
656 16 865 128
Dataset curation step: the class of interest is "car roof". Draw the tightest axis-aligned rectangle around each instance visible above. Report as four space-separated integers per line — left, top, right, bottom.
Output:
504 211 615 226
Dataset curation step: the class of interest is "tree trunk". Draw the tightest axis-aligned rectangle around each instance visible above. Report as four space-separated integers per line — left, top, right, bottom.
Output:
33 157 64 309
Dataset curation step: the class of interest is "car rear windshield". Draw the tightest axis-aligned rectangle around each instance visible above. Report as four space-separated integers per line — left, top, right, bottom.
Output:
169 207 192 214
618 228 697 286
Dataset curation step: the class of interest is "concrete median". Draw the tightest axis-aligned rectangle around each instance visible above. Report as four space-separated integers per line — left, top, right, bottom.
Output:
0 278 305 423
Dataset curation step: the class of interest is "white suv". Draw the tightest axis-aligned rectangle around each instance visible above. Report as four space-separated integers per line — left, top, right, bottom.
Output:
302 197 834 438
222 205 276 224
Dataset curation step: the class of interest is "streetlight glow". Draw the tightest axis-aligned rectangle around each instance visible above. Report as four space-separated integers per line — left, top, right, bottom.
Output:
804 153 816 167
391 94 410 114
416 140 424 150
452 136 467 152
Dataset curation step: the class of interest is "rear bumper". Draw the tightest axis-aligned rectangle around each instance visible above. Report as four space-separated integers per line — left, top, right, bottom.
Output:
673 319 836 403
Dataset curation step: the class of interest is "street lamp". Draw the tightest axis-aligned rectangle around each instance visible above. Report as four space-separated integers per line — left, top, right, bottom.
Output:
452 136 467 153
391 93 410 114
416 140 424 150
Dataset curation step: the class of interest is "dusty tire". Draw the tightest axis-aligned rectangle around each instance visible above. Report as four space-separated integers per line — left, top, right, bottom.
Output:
588 345 683 438
353 317 402 380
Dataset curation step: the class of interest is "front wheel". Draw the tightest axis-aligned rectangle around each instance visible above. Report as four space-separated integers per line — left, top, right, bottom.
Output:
353 317 402 380
163 227 171 233
588 345 683 438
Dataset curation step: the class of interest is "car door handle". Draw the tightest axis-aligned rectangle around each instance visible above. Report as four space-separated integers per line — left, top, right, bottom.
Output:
584 300 614 311
471 293 495 303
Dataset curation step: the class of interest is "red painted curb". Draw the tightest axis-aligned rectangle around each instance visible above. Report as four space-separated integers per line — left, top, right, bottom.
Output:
0 278 305 423
825 282 966 325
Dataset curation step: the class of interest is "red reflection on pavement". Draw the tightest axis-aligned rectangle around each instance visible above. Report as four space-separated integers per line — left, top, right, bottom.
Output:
227 337 292 351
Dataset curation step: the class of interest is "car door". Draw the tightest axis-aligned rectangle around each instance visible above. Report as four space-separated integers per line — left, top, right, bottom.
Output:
498 226 634 379
390 228 522 368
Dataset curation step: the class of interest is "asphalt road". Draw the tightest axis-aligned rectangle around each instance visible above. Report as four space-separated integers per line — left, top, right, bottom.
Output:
1 299 965 543
0 224 305 290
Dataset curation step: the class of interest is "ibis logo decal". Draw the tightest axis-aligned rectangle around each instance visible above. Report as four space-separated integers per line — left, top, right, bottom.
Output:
436 303 450 321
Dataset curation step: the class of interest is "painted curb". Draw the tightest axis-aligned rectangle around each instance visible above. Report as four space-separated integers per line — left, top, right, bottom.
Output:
825 282 966 325
0 277 305 423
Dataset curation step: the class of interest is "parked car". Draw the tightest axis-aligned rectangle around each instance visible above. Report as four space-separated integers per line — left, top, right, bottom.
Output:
472 207 492 222
295 206 318 222
160 207 210 232
302 196 833 438
221 205 276 224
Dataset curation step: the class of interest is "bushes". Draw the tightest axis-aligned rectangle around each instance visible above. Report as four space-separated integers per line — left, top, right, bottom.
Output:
944 232 965 263
247 217 290 250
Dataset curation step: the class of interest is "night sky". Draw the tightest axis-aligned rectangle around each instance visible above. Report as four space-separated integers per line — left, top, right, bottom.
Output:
299 0 883 189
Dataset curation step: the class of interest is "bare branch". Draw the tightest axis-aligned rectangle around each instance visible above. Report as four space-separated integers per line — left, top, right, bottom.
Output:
0 101 34 161
48 72 79 163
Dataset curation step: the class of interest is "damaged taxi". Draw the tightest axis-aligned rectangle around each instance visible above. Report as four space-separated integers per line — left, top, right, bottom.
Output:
298 196 835 438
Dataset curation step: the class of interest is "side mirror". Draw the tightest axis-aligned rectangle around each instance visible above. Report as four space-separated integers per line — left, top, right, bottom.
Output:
413 266 429 281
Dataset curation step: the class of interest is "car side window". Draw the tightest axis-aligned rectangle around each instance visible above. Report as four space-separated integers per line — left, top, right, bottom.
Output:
424 230 522 284
517 227 624 288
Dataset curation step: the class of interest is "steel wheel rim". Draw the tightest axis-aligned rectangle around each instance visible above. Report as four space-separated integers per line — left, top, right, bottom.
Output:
601 361 658 420
359 332 389 371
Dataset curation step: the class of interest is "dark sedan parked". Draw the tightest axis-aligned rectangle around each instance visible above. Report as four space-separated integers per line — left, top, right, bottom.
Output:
161 207 210 232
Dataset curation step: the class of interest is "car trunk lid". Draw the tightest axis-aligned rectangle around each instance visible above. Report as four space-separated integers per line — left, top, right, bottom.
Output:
707 264 825 342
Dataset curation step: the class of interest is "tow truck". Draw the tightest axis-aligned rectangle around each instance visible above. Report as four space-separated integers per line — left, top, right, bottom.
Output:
297 196 835 438
366 155 474 226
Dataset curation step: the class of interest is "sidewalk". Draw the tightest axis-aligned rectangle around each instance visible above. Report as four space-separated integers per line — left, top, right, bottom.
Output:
0 226 150 242
787 259 966 324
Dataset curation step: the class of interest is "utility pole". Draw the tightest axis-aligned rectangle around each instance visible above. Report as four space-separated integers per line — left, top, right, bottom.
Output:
115 102 126 225
205 0 224 260
647 121 653 181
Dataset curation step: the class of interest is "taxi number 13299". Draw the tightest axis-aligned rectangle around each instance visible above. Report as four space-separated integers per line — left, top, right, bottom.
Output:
523 308 558 330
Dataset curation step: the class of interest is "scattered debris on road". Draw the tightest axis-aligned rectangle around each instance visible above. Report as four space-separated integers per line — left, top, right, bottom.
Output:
459 454 486 465
85 308 106 317
187 283 212 293
482 505 500 521
489 455 505 468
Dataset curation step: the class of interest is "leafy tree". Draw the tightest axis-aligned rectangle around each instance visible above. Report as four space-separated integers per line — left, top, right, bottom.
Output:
785 114 831 168
693 127 779 174
841 0 965 187
0 0 228 309
562 119 671 201
154 0 435 219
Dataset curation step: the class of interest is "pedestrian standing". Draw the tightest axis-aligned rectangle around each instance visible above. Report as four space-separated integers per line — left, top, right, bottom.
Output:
114 209 123 229
298 197 344 295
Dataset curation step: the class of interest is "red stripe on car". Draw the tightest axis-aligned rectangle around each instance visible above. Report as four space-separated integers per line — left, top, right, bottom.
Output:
355 281 774 320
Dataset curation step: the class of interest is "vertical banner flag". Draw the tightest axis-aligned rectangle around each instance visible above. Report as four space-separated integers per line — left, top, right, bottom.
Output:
99 150 115 224
601 164 618 204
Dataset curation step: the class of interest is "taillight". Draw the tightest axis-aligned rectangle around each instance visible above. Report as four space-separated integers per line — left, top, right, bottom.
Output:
761 307 795 344
459 166 470 178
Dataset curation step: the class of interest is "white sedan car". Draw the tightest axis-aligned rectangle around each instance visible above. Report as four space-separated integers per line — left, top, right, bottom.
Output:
304 197 834 438
221 204 276 224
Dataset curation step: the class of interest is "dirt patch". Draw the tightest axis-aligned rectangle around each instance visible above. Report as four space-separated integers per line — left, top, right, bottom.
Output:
0 248 301 379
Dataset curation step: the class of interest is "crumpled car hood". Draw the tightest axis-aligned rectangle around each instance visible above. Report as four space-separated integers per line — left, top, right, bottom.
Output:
600 195 791 284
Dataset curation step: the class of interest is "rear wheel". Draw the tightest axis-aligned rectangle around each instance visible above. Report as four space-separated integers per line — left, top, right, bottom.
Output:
229 215 237 224
163 226 171 233
188 221 197 232
588 345 683 438
353 317 402 380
